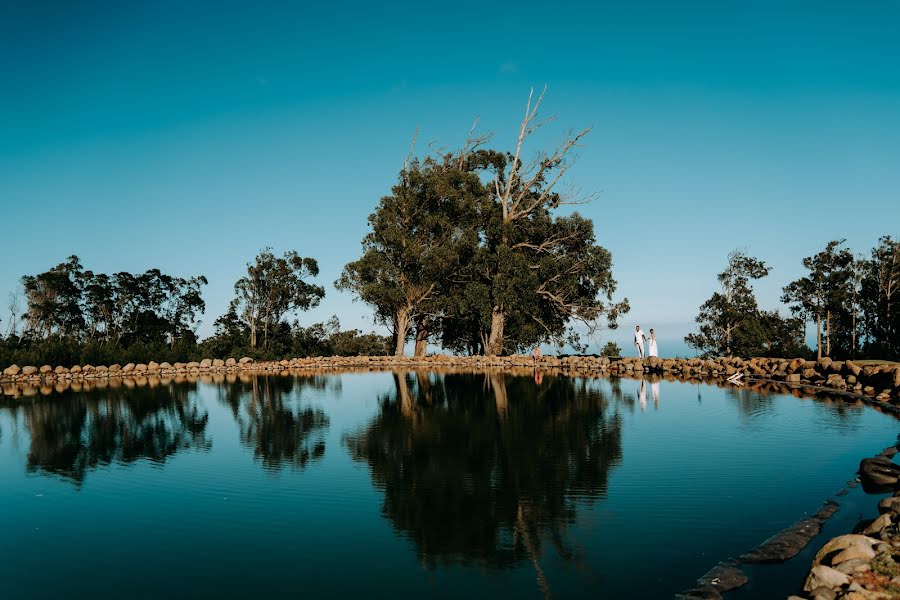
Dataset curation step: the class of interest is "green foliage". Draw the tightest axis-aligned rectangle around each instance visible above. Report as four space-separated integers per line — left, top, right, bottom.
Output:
686 250 806 357
340 102 628 356
781 239 854 358
232 248 325 350
600 341 621 357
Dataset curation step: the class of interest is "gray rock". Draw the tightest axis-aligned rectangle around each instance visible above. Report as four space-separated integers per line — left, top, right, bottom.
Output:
804 565 849 592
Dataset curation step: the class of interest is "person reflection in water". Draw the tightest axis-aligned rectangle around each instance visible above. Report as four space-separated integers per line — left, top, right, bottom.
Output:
652 380 660 409
639 379 647 411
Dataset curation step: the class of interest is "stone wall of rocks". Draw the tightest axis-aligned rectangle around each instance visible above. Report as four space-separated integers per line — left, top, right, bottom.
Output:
0 354 900 405
3 354 899 405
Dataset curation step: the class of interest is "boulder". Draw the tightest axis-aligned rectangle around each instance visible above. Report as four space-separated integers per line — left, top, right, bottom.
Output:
39 365 52 374
239 357 254 364
54 366 69 374
225 358 237 366
122 363 135 373
22 366 38 375
2 365 20 376
878 496 900 514
859 456 900 492
200 359 212 368
862 513 892 535
803 565 849 592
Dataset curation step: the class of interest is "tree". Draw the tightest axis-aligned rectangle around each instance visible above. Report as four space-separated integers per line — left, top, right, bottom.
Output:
21 255 86 337
478 88 626 355
337 138 487 356
232 249 325 350
686 250 771 356
781 240 853 359
860 236 900 358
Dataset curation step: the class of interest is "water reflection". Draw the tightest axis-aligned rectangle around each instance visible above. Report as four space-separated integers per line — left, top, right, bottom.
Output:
11 383 210 484
218 375 330 471
344 371 622 574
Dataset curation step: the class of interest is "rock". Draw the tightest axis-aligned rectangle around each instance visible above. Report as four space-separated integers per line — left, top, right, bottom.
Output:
859 457 900 492
22 365 38 375
212 359 225 367
239 357 254 364
813 535 880 565
832 558 872 574
54 366 68 374
804 565 849 592
39 365 52 374
808 588 836 600
108 364 121 373
695 562 748 592
830 543 875 565
742 517 821 563
134 363 147 372
225 358 237 366
200 358 212 368
122 363 135 373
70 365 82 373
786 373 802 383
879 496 900 514
862 513 892 535
2 364 20 376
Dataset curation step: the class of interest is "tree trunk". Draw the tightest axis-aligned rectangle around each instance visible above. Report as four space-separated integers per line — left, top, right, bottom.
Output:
414 317 429 357
393 308 411 356
489 373 508 418
394 372 413 419
486 306 506 355
816 313 822 360
826 310 831 357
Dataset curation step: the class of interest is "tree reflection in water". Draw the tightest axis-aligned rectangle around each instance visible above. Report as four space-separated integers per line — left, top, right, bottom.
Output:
218 375 330 471
344 372 622 579
22 382 210 484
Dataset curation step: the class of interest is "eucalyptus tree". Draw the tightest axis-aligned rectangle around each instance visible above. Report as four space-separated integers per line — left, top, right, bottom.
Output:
685 250 772 356
781 240 853 358
337 141 487 356
477 88 626 355
21 255 86 337
232 248 324 350
860 236 900 357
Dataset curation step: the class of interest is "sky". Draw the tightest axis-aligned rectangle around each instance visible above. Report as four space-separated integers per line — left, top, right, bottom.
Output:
1 1 899 356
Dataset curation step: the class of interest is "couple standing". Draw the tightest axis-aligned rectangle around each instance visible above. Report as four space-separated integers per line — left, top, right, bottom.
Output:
634 325 658 359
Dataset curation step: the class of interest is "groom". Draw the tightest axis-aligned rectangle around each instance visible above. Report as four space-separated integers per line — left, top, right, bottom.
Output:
634 325 647 358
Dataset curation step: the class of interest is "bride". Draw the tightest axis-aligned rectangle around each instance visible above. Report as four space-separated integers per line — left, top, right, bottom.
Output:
648 328 659 357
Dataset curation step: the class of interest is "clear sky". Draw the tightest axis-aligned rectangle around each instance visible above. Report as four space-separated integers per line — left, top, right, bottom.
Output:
2 1 899 355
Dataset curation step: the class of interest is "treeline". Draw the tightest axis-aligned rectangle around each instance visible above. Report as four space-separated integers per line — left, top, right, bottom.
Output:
338 90 628 356
0 251 391 368
687 237 900 360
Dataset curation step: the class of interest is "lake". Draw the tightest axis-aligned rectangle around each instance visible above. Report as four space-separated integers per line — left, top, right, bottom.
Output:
1 371 897 598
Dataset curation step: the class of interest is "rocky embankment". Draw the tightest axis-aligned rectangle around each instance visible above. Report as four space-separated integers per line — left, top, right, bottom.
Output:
2 354 899 406
790 451 900 600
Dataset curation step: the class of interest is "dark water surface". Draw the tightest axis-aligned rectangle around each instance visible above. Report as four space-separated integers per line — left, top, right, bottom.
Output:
1 372 897 599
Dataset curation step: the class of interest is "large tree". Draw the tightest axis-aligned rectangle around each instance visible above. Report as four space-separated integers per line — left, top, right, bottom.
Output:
781 240 853 359
232 248 324 350
337 140 487 356
477 88 626 355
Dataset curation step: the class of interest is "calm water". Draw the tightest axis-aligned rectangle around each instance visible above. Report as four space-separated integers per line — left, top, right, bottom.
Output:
1 372 897 599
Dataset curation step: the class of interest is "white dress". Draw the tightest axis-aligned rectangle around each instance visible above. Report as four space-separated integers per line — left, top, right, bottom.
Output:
648 338 658 357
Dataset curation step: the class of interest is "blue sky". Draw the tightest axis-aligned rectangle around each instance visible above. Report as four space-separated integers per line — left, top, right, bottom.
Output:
2 1 899 355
